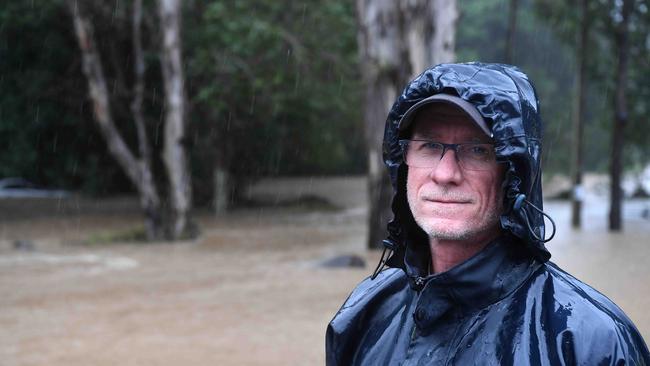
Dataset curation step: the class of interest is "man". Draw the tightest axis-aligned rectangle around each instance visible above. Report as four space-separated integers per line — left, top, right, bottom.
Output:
326 63 649 365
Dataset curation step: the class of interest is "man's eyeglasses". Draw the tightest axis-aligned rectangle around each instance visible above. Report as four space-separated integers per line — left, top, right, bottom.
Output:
399 139 497 171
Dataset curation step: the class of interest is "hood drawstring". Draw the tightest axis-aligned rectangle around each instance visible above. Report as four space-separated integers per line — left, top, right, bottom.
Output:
513 193 556 243
371 239 396 280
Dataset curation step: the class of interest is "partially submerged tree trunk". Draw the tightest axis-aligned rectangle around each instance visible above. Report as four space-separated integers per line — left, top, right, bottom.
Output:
131 0 163 239
570 0 589 228
356 0 457 249
213 163 230 214
67 0 163 240
608 0 632 231
158 0 193 239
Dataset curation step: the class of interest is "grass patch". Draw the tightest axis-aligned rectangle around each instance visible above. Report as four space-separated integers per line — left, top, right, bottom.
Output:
85 226 148 245
84 222 200 245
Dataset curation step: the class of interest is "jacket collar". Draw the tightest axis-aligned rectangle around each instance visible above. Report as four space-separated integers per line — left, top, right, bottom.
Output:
407 234 541 331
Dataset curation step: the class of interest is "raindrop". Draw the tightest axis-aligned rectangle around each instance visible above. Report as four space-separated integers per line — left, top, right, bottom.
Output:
249 93 256 114
112 0 120 25
294 70 301 93
52 134 58 153
155 120 162 145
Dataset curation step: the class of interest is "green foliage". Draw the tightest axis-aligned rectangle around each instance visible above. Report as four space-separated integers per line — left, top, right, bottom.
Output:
457 0 650 175
185 0 364 184
1 0 364 201
532 0 650 170
0 0 131 194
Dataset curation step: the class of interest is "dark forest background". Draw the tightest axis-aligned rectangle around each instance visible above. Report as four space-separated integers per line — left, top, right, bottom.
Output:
1 0 648 203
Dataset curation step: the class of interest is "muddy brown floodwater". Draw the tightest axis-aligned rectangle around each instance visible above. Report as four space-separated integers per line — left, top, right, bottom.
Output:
1 176 649 365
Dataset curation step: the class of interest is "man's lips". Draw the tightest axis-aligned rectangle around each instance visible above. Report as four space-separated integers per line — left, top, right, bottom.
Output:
423 197 472 204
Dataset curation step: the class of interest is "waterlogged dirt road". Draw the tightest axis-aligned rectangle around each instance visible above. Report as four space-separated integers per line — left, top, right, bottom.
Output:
0 176 649 365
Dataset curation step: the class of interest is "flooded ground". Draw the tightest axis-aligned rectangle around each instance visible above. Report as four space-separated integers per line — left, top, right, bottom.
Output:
1 176 649 365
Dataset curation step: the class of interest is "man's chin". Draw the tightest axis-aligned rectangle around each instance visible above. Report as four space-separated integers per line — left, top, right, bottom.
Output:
427 229 473 241
416 220 472 241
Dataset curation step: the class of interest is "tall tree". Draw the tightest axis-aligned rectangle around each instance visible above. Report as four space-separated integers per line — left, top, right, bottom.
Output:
158 0 192 239
609 0 633 231
68 0 194 240
570 0 589 228
67 0 163 240
534 0 650 229
356 0 457 249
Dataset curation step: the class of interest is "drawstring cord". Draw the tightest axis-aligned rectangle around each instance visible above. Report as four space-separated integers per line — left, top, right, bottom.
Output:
371 239 396 280
513 194 556 243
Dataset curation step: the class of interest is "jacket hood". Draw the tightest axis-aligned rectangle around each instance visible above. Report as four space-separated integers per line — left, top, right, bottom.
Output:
380 62 553 278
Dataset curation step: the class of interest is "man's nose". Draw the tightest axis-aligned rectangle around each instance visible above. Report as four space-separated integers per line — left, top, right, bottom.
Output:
430 148 463 184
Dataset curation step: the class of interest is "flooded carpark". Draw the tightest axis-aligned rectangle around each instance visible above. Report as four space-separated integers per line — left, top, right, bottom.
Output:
0 176 649 365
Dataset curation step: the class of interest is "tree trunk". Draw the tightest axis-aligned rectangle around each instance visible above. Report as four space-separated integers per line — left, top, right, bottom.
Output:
356 0 457 249
213 165 230 214
67 0 163 240
608 0 632 231
570 0 589 228
131 0 163 240
158 0 192 239
504 0 518 64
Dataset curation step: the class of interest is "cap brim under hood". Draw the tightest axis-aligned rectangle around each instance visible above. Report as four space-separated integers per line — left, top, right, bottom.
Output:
381 62 552 277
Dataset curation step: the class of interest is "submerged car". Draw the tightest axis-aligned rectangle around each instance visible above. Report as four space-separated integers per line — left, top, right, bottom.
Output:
0 177 71 199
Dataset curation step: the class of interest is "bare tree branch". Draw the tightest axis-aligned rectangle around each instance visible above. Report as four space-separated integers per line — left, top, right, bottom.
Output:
67 0 141 185
67 0 163 240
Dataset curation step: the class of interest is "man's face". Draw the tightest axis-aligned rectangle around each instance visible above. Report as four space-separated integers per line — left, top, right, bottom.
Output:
406 104 504 242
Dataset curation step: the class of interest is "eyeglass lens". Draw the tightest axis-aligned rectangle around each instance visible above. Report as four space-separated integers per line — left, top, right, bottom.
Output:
403 140 496 171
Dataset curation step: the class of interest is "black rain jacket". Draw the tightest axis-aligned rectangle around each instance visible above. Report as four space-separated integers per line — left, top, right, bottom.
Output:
326 63 649 365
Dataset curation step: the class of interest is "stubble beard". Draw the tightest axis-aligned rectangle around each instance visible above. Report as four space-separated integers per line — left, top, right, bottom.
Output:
412 206 501 242
407 189 503 243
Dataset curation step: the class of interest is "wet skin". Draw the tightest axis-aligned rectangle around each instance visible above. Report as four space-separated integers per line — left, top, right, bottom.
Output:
406 104 505 272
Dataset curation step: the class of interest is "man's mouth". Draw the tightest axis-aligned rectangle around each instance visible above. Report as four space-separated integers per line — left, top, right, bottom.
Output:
423 196 472 204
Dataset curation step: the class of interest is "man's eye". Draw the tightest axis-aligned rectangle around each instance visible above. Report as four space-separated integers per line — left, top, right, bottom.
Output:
421 142 443 152
464 144 491 158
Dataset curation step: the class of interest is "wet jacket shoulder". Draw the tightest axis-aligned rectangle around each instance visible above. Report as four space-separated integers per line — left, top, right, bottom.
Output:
540 263 649 364
326 238 650 366
326 268 411 364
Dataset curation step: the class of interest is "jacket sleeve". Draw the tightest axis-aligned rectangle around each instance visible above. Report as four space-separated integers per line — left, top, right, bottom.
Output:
568 321 650 365
547 264 650 365
325 268 408 366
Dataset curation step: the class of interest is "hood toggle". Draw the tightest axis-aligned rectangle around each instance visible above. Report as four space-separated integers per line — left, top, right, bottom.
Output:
512 193 556 243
